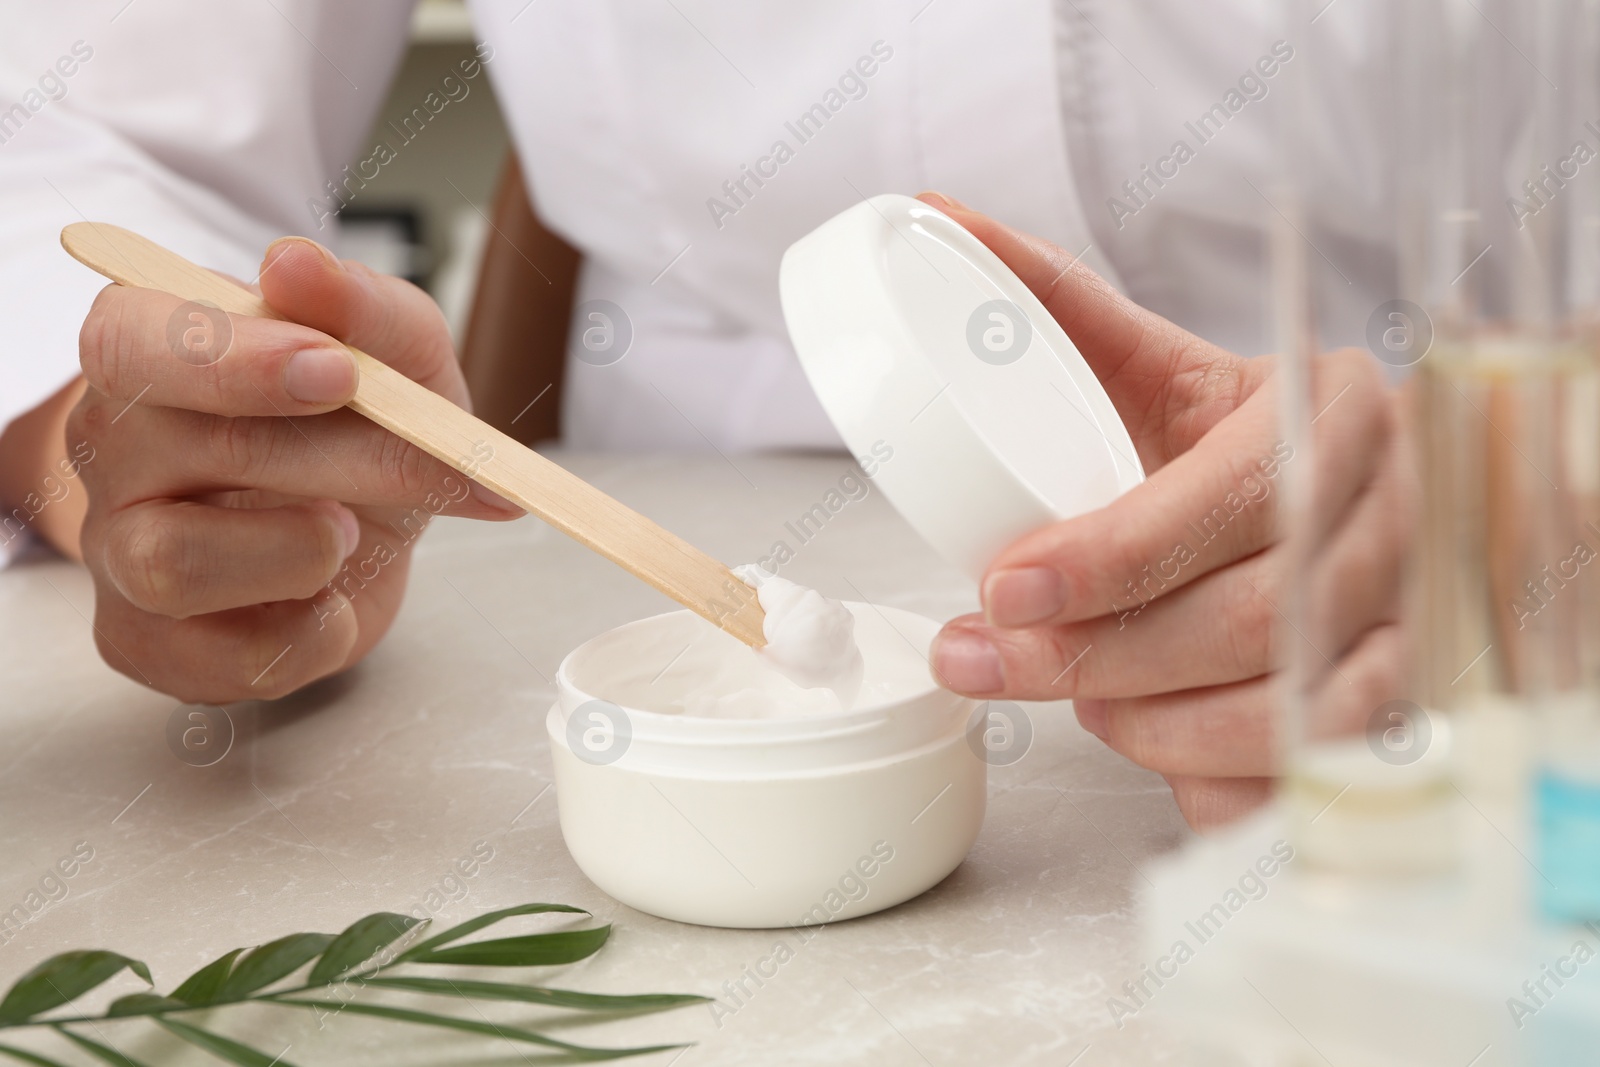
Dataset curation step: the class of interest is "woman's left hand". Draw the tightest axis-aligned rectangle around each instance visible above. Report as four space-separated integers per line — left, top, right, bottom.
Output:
920 193 1411 831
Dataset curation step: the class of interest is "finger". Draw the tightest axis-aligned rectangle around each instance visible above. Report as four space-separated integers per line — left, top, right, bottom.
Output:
1163 775 1275 832
79 284 359 414
946 480 1406 702
99 498 360 618
258 238 467 407
977 348 1390 629
1071 623 1404 779
1301 622 1409 747
917 191 1272 466
938 553 1279 701
978 385 1285 628
1076 677 1276 779
90 585 361 703
1303 439 1410 661
79 401 520 518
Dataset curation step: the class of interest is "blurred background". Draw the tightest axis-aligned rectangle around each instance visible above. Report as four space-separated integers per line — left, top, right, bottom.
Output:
337 0 504 334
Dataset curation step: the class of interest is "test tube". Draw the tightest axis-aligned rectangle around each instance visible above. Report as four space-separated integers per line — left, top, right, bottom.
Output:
1275 0 1600 890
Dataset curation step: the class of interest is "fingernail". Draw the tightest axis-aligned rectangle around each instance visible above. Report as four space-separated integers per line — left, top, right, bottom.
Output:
917 190 967 211
1075 698 1109 741
311 502 361 564
331 506 361 560
931 629 1005 694
284 348 357 404
264 236 345 276
983 566 1066 627
470 480 522 514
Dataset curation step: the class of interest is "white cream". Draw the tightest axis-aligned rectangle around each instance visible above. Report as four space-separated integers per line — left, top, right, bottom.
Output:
732 564 864 707
583 577 927 720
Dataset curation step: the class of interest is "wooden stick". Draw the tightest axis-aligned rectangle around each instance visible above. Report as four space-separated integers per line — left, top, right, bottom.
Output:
61 222 765 648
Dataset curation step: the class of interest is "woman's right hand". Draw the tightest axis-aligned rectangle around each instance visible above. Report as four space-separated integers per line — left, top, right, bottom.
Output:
69 237 522 703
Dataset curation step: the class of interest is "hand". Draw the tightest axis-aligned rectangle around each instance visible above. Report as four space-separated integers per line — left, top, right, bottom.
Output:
0 375 90 559
69 238 522 703
920 194 1410 831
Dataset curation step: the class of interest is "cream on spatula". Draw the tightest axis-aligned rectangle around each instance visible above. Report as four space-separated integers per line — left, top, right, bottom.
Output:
59 222 770 647
734 564 864 706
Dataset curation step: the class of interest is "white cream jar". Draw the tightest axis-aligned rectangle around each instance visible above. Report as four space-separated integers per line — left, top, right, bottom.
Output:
549 194 1146 928
547 603 985 929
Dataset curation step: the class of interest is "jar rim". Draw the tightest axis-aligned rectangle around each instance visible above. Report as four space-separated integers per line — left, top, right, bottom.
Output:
549 605 975 773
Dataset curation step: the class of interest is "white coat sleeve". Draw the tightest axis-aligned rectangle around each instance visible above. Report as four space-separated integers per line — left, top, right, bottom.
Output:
0 1 414 560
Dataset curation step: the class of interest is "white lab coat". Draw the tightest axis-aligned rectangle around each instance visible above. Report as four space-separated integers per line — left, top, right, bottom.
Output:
0 0 1395 454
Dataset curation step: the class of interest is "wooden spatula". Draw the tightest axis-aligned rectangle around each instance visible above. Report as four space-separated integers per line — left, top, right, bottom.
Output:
61 221 766 648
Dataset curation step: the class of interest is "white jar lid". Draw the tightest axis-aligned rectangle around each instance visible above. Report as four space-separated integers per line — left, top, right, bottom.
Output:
779 194 1145 580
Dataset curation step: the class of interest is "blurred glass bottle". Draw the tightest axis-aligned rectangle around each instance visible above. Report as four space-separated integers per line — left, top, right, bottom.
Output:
1276 0 1600 899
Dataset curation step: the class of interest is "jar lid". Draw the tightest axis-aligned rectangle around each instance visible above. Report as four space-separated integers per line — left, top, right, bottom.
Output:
779 194 1145 579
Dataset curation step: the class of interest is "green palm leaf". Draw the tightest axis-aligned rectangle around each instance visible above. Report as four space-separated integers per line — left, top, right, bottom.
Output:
156 1020 300 1067
0 953 151 1025
306 913 423 987
105 995 187 1019
0 1043 73 1067
397 903 588 960
216 935 334 1001
51 1027 149 1067
0 900 703 1064
271 1000 678 1061
405 926 611 967
360 976 708 1013
168 949 245 1006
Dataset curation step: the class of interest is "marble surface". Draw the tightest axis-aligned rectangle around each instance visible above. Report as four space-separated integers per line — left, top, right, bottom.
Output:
0 454 1191 1065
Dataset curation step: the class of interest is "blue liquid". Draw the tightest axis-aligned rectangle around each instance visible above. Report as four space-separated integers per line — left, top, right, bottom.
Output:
1537 770 1600 922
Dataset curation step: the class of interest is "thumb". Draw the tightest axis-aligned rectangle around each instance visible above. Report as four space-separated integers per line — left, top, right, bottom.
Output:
980 380 1289 627
257 237 468 408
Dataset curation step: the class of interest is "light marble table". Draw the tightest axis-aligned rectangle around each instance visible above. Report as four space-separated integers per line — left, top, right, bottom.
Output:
0 454 1190 1065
